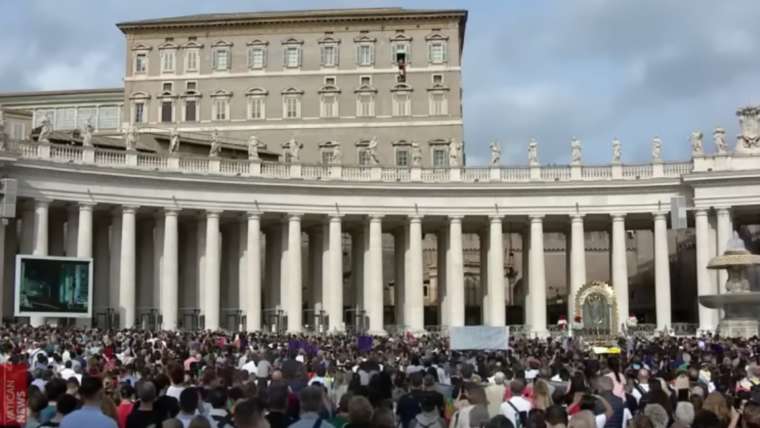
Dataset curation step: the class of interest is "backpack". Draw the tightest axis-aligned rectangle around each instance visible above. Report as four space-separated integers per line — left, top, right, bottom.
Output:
211 414 233 428
505 401 528 428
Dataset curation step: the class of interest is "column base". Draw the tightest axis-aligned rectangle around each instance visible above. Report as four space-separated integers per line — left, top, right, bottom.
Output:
367 329 388 336
718 319 759 339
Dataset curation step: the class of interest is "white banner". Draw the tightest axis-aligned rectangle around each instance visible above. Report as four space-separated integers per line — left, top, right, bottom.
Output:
449 326 509 350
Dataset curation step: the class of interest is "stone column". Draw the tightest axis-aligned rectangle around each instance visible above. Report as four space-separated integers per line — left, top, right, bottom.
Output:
405 215 424 333
351 231 364 311
695 209 718 331
161 209 179 330
447 216 465 327
29 200 50 326
286 214 303 333
437 228 448 327
394 230 406 327
653 212 672 331
109 212 122 310
327 215 344 332
205 210 221 330
716 207 733 294
76 203 94 258
33 200 49 257
65 205 78 257
528 215 548 336
568 214 586 321
479 230 489 324
20 205 35 254
308 228 323 316
245 213 262 331
119 206 137 328
611 214 629 331
487 216 505 326
367 215 385 334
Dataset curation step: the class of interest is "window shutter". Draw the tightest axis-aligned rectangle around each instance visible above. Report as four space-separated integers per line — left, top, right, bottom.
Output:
283 48 288 67
427 44 432 63
442 42 448 63
320 46 326 66
262 48 267 67
391 43 396 64
406 43 411 64
335 45 340 66
248 48 253 68
212 49 218 70
369 45 375 65
298 47 303 67
355 45 361 65
226 49 231 70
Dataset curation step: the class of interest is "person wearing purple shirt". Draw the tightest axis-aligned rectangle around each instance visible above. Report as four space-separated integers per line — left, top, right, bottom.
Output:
60 376 117 428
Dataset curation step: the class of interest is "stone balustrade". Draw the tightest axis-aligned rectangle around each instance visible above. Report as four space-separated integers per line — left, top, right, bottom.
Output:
4 140 700 183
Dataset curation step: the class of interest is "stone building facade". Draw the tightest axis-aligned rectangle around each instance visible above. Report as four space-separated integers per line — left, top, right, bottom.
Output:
118 8 466 166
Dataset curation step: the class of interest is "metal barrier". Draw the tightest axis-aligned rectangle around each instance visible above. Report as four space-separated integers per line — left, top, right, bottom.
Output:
179 308 203 331
93 308 119 330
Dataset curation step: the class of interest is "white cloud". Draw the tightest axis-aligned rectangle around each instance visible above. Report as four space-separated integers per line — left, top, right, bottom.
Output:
27 51 122 91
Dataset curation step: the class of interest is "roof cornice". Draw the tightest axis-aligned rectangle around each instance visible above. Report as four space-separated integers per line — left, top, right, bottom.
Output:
116 9 467 33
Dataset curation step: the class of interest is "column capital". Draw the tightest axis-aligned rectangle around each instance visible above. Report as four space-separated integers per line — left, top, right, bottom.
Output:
246 211 262 220
206 209 223 218
570 213 585 221
716 206 732 215
328 214 344 222
488 215 503 223
694 208 709 217
529 214 545 222
448 215 464 222
121 205 139 215
408 214 423 223
287 213 303 221
164 208 180 216
34 199 51 209
79 201 97 210
652 212 668 221
610 213 626 221
368 214 384 222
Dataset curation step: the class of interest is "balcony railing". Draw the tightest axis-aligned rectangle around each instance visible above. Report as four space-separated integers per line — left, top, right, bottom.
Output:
3 141 698 184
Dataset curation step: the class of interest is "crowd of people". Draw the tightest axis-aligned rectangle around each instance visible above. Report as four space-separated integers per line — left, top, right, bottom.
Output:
2 325 760 428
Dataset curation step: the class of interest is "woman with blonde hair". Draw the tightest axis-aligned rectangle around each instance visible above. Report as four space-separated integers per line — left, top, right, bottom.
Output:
702 392 730 428
532 380 553 411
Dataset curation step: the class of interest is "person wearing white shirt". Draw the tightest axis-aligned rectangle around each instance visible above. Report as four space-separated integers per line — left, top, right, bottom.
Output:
631 368 651 404
500 380 532 427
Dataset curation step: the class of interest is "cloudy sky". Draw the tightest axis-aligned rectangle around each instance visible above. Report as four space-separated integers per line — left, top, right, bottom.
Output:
2 0 760 165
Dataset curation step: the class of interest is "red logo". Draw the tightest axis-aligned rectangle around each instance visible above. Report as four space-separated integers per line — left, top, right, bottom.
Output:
0 364 28 427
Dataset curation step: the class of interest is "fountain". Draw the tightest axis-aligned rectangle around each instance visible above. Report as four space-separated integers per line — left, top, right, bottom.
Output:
699 232 760 338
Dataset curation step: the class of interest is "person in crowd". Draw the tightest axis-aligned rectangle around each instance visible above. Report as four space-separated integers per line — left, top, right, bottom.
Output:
544 404 567 428
176 388 208 428
61 376 118 428
485 372 507 419
233 399 265 428
167 365 187 401
118 383 136 428
289 386 336 428
501 380 532 427
40 378 69 424
127 381 164 428
38 394 78 428
267 382 298 428
410 394 445 428
397 372 428 428
207 387 232 428
345 396 373 428
672 402 695 428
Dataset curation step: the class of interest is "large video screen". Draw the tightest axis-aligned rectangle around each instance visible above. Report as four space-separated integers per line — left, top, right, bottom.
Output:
15 255 93 318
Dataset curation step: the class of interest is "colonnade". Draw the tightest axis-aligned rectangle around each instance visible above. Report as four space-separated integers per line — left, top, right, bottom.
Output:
5 197 741 334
